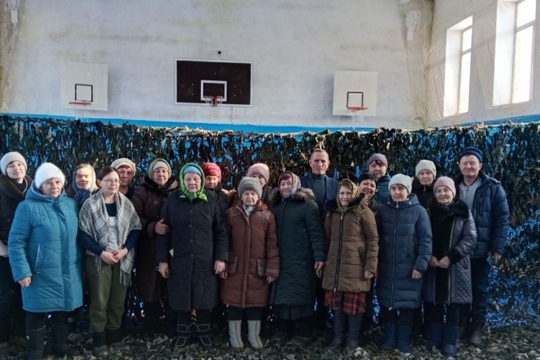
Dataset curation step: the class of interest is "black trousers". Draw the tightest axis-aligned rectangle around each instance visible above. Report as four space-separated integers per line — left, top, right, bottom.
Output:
424 303 460 326
380 307 415 326
0 256 25 340
26 311 69 330
177 309 211 325
228 306 263 321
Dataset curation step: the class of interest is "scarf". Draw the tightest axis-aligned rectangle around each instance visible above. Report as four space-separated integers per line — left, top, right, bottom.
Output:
243 204 256 216
179 163 207 202
79 190 142 286
278 171 301 200
337 179 359 214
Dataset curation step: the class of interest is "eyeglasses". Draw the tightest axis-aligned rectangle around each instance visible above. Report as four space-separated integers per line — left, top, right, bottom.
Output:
102 179 120 184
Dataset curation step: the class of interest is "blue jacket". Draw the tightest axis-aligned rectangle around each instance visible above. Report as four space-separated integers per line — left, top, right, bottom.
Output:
454 171 509 258
376 194 432 309
8 184 82 313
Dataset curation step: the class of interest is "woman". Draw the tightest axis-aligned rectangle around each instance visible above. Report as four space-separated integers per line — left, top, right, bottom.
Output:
412 160 436 209
376 174 432 355
357 172 380 214
66 163 98 208
270 171 325 346
323 179 379 351
201 162 229 215
78 166 141 357
220 177 279 351
131 159 178 336
423 177 476 356
0 152 30 355
156 163 228 351
247 163 273 206
9 163 82 360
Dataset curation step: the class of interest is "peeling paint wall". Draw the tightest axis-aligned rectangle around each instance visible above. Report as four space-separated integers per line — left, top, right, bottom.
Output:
1 0 433 130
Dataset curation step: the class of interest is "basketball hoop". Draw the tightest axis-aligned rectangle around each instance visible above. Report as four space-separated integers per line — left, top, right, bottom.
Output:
348 106 368 124
204 95 225 117
69 101 92 106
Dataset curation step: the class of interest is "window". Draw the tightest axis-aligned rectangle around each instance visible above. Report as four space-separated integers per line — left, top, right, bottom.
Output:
493 0 536 105
444 17 473 117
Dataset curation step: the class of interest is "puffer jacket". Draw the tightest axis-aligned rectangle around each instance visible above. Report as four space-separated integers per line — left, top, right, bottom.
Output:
8 185 82 313
423 199 477 304
454 171 509 258
376 194 432 309
411 178 434 209
270 188 326 307
322 195 379 293
221 200 279 308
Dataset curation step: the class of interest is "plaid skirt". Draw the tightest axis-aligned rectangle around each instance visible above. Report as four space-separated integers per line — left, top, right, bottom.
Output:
324 290 367 315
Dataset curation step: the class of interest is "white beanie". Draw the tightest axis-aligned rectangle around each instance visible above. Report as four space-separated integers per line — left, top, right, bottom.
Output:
0 152 27 175
34 163 66 189
388 174 412 194
415 160 436 178
111 158 136 174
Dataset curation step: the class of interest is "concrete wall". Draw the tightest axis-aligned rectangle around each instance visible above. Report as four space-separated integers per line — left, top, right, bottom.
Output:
0 0 431 131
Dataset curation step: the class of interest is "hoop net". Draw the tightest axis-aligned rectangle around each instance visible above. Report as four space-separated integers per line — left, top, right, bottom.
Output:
203 95 225 117
348 106 368 124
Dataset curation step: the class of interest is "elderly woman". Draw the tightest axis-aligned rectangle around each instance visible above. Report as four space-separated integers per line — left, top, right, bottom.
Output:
0 152 31 355
270 171 325 346
376 174 432 355
423 177 476 356
156 163 228 351
412 160 436 209
110 158 137 199
78 166 141 357
323 179 378 351
131 159 178 336
9 163 82 360
66 163 97 208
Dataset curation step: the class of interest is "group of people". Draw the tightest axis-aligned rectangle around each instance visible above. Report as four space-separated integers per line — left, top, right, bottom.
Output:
0 145 509 360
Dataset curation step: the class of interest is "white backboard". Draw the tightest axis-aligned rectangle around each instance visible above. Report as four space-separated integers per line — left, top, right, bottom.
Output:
333 71 378 116
61 62 108 111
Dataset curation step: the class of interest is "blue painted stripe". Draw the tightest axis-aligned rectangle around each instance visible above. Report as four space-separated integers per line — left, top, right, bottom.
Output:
2 112 539 133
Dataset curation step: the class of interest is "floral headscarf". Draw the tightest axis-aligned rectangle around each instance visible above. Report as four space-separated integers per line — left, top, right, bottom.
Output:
179 163 207 201
277 171 301 199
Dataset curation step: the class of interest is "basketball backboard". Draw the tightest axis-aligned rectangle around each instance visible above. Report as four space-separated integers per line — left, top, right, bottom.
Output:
61 62 108 111
333 71 378 116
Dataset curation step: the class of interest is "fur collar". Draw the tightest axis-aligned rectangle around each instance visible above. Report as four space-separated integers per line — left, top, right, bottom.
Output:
271 187 314 206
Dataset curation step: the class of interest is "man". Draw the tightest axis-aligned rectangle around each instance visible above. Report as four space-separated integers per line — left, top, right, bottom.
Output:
111 158 137 199
366 153 391 205
66 164 97 208
300 149 338 331
454 146 509 348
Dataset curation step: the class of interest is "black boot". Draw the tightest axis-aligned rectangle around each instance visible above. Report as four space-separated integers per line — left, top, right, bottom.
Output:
378 322 396 350
468 323 484 349
424 322 443 351
327 310 346 350
441 325 460 356
346 313 363 350
52 323 79 356
395 325 412 355
26 326 45 360
92 332 110 358
195 323 214 351
107 328 130 351
173 323 192 348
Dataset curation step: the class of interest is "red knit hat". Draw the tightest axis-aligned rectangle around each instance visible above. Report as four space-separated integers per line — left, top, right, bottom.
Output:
201 162 222 179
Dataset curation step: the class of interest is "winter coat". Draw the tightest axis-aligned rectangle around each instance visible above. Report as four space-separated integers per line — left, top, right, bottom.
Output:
423 199 477 304
412 178 434 209
228 185 274 209
220 200 279 308
207 184 230 215
8 185 82 313
376 194 432 309
0 175 31 243
156 189 228 312
454 171 509 258
374 174 391 205
131 176 178 302
269 188 326 307
322 195 379 293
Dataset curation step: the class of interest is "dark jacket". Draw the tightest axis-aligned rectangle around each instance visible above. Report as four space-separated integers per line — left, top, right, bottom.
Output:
454 171 509 258
376 194 432 309
131 176 178 302
221 200 279 308
270 188 326 307
207 183 230 215
411 178 434 209
0 175 31 243
300 173 339 217
423 199 477 304
373 174 391 205
322 195 379 293
156 189 229 312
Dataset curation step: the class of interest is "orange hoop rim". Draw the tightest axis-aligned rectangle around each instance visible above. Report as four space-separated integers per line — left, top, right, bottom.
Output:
69 101 92 106
203 95 225 107
348 106 368 112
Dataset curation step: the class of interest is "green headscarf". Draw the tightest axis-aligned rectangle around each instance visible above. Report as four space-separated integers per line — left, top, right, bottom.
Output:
179 163 207 201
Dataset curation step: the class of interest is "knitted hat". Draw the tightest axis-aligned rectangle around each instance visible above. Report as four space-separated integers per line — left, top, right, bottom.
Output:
111 158 136 174
460 147 483 163
34 163 65 189
388 174 412 194
0 152 27 175
433 176 456 196
238 177 263 199
366 153 388 167
149 158 171 180
358 172 378 185
247 163 270 182
182 165 202 177
415 160 436 177
201 162 222 179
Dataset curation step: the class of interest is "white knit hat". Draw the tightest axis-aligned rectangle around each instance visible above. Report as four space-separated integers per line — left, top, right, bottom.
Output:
388 174 412 194
415 160 436 178
0 152 27 175
110 158 136 174
34 163 66 189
